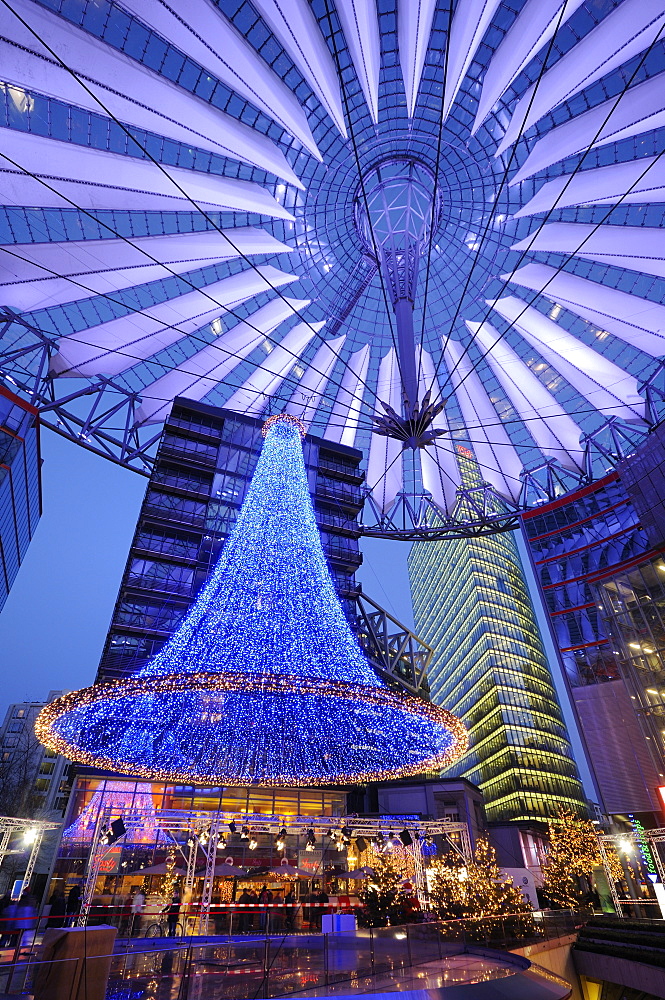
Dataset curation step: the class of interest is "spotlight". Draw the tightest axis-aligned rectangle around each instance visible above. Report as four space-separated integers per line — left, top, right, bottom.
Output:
305 829 317 850
228 821 237 834
399 829 413 847
336 838 345 852
275 828 287 851
341 825 352 841
217 837 227 851
105 818 126 845
248 837 258 850
199 830 209 846
355 836 368 853
240 826 250 840
327 828 337 840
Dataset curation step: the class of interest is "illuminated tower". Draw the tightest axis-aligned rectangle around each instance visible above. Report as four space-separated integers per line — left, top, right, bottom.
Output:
39 414 465 786
409 447 586 823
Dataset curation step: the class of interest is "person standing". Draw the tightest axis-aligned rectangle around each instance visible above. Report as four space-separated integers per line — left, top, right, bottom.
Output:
131 889 145 937
66 884 81 926
165 895 180 937
238 889 252 933
284 889 296 932
47 889 67 928
258 885 272 932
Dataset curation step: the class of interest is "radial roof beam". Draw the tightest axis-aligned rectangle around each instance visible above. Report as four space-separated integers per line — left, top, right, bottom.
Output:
496 0 665 155
367 348 404 511
286 336 346 432
472 0 585 134
0 131 295 220
513 156 665 217
488 295 647 423
511 223 665 280
335 0 381 124
510 73 665 184
442 338 523 503
51 266 298 377
0 229 292 313
398 0 436 119
442 0 502 123
118 0 320 159
1 0 303 189
136 297 309 425
325 344 371 449
417 347 461 513
502 261 665 358
466 319 584 472
223 321 323 415
252 0 347 137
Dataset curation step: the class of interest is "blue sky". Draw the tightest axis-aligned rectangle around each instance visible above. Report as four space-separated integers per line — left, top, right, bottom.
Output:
0 429 415 706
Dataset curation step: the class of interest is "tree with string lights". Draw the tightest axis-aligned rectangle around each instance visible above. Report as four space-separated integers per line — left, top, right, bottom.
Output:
541 808 602 909
428 837 532 933
358 854 408 927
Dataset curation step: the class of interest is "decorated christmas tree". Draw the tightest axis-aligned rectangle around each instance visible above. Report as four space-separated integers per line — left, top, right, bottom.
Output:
358 854 408 927
428 837 532 930
541 808 602 909
37 415 466 786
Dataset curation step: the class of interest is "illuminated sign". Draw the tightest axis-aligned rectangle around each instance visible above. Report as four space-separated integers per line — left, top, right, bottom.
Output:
628 814 657 879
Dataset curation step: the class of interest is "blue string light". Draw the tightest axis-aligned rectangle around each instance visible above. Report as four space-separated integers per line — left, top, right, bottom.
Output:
37 415 466 784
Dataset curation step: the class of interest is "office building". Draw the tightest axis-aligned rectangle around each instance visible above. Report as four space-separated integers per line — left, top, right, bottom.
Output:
0 385 41 613
409 450 586 823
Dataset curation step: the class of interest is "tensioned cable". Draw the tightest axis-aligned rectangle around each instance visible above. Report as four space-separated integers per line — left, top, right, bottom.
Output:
320 0 409 399
415 0 455 389
0 0 384 409
429 0 572 392
436 16 665 402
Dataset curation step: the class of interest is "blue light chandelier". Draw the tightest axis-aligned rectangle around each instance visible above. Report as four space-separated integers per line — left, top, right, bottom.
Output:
36 414 467 784
2 1 665 540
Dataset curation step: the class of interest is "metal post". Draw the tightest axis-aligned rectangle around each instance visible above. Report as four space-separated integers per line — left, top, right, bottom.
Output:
598 837 623 917
22 830 44 891
80 806 111 925
409 838 427 910
199 815 221 936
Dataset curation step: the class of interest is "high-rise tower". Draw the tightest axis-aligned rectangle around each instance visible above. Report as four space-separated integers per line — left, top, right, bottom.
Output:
409 447 586 823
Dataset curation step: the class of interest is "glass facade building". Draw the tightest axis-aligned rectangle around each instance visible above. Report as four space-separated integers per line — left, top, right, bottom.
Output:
0 385 41 612
522 467 665 817
409 452 586 823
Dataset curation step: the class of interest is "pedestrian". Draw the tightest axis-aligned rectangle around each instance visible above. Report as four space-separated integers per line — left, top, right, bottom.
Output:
316 888 329 931
165 894 180 937
284 888 296 932
271 891 283 933
238 888 252 933
66 884 81 925
258 884 272 932
47 889 67 928
15 892 37 947
0 893 12 946
131 888 145 937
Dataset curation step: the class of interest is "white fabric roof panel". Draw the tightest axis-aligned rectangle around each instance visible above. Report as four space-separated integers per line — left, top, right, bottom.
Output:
0 228 292 312
251 0 347 137
286 336 346 431
466 318 584 473
488 295 647 423
325 344 371 449
502 261 665 357
510 73 665 185
442 0 502 123
0 0 303 189
398 0 437 119
223 320 322 415
496 0 665 154
335 0 382 124
511 222 665 279
136 296 309 424
416 347 461 513
51 265 298 377
443 337 524 503
117 0 320 159
0 131 295 219
367 348 404 511
513 156 665 217
472 0 585 134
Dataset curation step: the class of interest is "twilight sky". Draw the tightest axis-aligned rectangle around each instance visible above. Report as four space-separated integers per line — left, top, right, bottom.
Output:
0 429 415 707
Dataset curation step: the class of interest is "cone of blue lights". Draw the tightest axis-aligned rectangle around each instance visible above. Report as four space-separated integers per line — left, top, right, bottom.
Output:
36 414 466 785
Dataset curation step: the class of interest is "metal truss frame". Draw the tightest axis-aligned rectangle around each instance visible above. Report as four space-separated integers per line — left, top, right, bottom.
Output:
0 815 62 893
3 308 663 541
598 829 665 918
353 590 433 697
77 807 472 931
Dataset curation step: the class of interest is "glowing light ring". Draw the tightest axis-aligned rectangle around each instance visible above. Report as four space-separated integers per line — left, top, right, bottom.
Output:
262 413 305 438
35 672 468 786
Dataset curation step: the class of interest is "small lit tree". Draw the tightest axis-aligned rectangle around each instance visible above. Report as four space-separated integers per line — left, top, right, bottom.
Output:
358 854 407 927
541 808 602 909
428 837 532 929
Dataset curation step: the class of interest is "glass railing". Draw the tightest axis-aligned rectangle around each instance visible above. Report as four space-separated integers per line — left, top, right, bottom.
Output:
0 908 586 999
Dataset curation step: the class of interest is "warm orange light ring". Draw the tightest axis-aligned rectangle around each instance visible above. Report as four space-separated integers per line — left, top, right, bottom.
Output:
261 413 306 438
35 672 468 787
